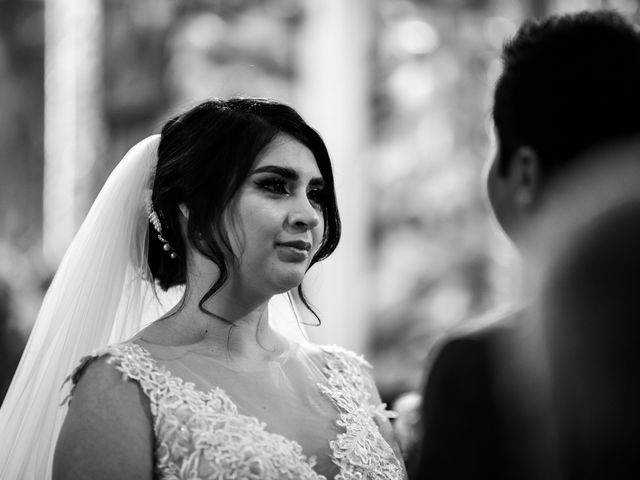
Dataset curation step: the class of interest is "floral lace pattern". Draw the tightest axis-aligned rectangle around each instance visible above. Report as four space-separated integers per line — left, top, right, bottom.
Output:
68 343 403 480
318 345 404 480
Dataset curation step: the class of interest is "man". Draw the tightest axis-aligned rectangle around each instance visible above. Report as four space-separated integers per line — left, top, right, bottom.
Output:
541 198 640 480
414 10 640 479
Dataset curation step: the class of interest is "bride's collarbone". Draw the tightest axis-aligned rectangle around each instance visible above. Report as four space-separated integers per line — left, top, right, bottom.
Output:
132 321 293 370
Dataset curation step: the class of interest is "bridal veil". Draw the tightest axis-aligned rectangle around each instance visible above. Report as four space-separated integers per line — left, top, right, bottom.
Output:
0 135 305 478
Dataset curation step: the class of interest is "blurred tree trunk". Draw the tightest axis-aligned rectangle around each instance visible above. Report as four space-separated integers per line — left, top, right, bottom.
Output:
44 0 106 267
295 0 375 353
0 0 44 251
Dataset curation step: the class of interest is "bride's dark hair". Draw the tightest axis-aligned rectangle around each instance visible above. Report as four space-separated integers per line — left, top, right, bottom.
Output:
147 98 341 321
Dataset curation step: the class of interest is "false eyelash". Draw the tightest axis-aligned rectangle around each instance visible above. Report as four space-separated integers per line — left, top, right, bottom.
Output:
255 178 289 194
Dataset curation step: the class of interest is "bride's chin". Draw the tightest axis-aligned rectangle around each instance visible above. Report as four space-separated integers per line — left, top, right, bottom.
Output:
269 274 304 294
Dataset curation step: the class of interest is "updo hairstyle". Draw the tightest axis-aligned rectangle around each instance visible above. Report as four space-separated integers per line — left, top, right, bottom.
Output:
147 98 341 316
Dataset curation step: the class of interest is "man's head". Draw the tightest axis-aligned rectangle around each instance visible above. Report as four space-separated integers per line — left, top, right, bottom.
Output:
486 10 640 250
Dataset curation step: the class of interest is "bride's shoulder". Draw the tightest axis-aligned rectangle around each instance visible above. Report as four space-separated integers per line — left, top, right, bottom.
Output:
61 344 149 412
64 342 152 400
56 345 153 479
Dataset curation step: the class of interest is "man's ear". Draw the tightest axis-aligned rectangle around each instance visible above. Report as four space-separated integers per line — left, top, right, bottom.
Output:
178 203 189 220
509 146 541 208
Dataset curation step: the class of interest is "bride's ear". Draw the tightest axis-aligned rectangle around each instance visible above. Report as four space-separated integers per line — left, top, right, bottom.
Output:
177 204 190 236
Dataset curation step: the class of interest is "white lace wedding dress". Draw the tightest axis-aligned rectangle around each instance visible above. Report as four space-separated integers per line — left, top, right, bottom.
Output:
66 340 405 480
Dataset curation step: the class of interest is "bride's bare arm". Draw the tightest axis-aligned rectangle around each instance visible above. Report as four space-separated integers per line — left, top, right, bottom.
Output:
52 357 154 480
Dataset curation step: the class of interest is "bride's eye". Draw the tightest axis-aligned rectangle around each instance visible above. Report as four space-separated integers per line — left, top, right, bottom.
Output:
255 178 289 195
307 187 327 209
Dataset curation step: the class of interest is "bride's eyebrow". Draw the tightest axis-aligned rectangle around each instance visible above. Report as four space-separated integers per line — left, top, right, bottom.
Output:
249 165 325 186
250 165 297 180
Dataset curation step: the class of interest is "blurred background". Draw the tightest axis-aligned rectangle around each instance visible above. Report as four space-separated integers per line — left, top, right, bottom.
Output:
1 0 639 408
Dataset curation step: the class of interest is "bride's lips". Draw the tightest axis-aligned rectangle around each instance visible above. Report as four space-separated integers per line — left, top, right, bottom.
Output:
276 240 312 262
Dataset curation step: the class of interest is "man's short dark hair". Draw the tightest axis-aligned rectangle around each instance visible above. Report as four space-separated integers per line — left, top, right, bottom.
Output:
493 10 640 181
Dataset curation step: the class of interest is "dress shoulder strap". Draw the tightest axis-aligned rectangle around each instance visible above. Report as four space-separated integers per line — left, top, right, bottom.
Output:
317 344 395 417
317 344 404 479
320 344 372 367
63 343 164 408
318 344 373 395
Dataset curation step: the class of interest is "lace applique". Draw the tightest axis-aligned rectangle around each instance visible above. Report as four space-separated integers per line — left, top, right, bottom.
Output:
318 345 404 480
66 343 404 480
70 343 325 480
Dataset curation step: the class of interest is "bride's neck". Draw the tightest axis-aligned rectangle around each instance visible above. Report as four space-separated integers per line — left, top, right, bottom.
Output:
159 251 287 357
168 279 283 357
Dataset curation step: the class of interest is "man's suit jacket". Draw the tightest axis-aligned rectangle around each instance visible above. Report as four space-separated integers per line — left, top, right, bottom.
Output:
541 200 640 480
413 200 640 480
413 308 558 480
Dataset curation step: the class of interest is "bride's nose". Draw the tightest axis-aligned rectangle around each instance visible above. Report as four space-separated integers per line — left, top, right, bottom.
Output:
287 195 320 230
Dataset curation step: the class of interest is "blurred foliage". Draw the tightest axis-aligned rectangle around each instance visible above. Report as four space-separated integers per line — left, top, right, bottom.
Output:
1 0 638 402
367 0 524 399
0 0 46 333
369 0 640 401
0 0 44 252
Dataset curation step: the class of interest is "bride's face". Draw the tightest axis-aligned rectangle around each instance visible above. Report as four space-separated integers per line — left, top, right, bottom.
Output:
226 134 326 296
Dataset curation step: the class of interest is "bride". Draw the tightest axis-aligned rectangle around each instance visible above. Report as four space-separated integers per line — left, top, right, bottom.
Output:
0 98 406 479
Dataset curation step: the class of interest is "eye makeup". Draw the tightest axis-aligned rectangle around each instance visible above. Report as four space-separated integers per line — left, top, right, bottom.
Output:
250 165 326 206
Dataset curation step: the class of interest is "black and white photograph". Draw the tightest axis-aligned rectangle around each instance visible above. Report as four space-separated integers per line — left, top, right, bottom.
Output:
1 0 640 478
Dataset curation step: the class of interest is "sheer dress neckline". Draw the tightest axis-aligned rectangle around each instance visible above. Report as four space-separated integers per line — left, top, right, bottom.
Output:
134 337 298 373
127 342 326 478
67 341 405 479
